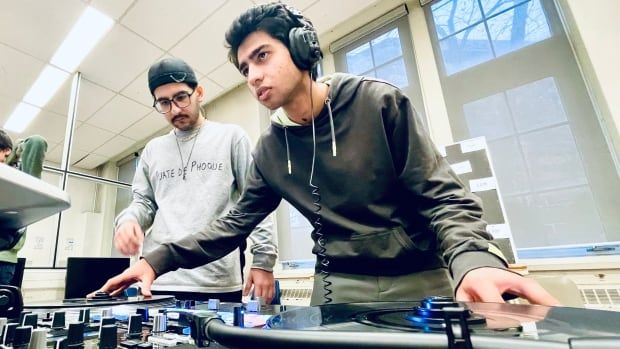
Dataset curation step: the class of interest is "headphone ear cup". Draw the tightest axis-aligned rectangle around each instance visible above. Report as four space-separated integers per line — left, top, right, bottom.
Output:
289 27 322 71
288 27 308 70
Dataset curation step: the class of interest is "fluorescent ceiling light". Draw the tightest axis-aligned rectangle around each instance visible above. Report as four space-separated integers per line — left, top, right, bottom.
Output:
23 65 70 107
4 102 41 133
50 6 114 72
7 6 113 134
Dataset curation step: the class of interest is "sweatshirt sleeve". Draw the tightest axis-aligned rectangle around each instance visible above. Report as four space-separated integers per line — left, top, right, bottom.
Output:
231 131 278 271
114 147 157 232
144 160 281 276
382 86 507 289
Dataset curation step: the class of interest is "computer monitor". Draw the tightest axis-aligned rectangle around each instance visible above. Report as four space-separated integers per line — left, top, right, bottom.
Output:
63 257 129 300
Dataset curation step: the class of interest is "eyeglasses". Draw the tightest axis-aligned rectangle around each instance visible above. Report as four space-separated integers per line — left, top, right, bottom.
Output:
153 90 195 114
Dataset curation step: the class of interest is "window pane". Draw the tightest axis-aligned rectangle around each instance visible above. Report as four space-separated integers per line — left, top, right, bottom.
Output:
55 176 125 267
371 28 403 66
489 137 530 195
335 16 426 128
276 202 315 263
519 124 588 191
480 0 527 18
439 22 494 75
431 0 484 40
346 42 373 75
506 186 606 248
506 77 567 132
464 92 515 140
488 0 551 57
19 171 62 268
376 59 409 88
118 156 138 184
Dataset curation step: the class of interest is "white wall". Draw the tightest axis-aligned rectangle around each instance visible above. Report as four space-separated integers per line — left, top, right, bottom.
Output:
204 84 264 145
557 0 620 167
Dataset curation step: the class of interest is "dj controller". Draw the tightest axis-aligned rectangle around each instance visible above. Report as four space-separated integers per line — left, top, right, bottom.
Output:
1 294 619 349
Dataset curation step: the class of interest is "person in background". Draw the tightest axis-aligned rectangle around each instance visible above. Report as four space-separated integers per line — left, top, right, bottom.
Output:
0 129 47 284
112 57 277 302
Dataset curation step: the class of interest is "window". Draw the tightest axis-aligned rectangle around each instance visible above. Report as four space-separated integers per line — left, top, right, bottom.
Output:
17 74 136 268
344 28 410 88
426 0 620 258
432 0 551 75
334 14 426 123
275 202 315 265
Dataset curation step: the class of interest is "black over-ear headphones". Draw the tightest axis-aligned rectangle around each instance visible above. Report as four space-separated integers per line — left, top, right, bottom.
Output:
282 4 323 71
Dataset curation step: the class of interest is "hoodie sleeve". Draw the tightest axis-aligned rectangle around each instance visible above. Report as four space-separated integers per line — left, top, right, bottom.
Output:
144 160 281 276
231 131 278 271
114 147 157 232
382 86 507 290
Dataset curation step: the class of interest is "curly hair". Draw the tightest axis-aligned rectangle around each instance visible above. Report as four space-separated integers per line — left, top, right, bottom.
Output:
225 2 315 69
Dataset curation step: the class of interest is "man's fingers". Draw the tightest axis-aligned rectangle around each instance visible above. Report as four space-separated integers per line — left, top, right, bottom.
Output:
243 278 253 297
133 226 144 244
508 278 561 306
266 285 274 304
114 222 143 256
140 272 154 297
457 278 504 303
253 284 274 305
473 283 505 303
455 287 474 302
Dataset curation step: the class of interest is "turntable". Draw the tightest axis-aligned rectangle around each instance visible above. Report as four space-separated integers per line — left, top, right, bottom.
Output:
190 296 620 349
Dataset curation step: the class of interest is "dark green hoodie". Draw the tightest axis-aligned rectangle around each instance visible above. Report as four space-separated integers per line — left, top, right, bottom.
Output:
146 73 507 288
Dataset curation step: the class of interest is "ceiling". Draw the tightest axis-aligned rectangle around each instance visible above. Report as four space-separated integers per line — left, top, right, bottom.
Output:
0 0 381 170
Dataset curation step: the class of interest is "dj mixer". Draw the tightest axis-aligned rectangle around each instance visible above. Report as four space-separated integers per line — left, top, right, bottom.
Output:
0 294 619 349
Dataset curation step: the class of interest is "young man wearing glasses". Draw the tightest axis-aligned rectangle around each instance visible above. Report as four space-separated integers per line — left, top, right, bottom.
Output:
112 57 277 302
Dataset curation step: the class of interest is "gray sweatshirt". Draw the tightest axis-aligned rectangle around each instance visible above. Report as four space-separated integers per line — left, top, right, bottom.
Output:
115 120 276 293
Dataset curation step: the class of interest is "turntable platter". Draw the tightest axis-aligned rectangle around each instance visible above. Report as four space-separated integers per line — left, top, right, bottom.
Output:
263 296 620 346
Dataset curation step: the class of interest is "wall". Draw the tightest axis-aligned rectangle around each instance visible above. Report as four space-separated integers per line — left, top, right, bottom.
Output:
204 84 263 145
557 0 620 170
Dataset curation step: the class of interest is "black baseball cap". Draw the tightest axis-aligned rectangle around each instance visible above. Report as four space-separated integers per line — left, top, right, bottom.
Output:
148 57 198 95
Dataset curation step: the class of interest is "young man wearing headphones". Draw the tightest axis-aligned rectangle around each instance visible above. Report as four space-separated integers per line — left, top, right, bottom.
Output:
97 3 558 306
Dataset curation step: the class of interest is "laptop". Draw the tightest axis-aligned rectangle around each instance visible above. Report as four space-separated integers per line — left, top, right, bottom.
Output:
63 257 130 301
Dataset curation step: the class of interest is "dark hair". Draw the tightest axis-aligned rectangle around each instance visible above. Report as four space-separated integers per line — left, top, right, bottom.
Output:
0 129 13 151
225 2 311 69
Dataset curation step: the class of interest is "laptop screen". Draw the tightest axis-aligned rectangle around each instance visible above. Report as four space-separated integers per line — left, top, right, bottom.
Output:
64 257 130 300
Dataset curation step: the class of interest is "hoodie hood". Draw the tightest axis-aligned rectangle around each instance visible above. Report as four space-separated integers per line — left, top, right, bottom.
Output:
270 73 365 174
270 73 364 127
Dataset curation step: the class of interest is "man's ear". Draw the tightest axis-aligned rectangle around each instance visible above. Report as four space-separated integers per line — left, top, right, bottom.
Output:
195 84 205 103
